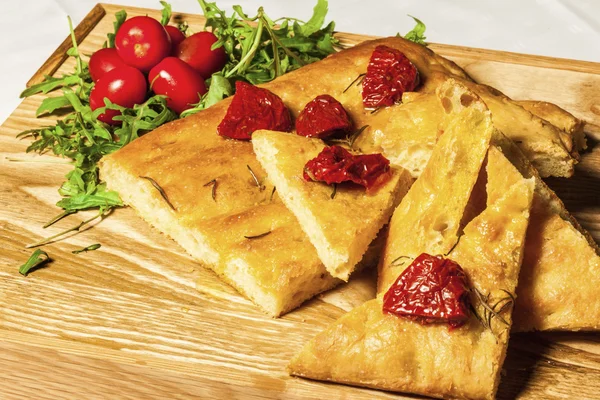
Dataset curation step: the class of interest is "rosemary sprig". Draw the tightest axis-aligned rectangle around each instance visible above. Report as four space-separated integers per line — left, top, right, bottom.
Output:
72 243 101 254
370 107 383 115
330 183 337 199
244 231 272 239
247 165 265 191
270 186 277 202
471 287 514 335
343 73 366 93
203 179 217 201
140 176 176 211
25 209 109 249
18 249 51 276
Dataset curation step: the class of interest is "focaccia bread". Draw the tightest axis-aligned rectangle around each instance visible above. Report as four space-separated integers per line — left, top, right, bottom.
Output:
516 99 586 152
289 124 535 400
371 78 600 331
252 130 412 281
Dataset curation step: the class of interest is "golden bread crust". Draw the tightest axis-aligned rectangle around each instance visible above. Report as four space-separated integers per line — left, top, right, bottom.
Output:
516 99 586 151
252 130 412 281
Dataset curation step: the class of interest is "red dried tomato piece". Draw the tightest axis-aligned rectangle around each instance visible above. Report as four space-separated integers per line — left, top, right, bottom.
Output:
303 145 391 191
296 95 353 139
217 81 292 140
362 45 420 108
383 253 471 329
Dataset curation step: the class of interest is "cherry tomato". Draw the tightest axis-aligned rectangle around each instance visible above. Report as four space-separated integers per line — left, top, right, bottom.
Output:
88 48 128 82
164 25 186 53
90 66 148 125
149 57 207 114
175 31 227 78
115 16 171 72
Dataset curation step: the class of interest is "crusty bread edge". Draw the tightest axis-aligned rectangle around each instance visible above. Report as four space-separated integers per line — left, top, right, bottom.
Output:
492 133 600 256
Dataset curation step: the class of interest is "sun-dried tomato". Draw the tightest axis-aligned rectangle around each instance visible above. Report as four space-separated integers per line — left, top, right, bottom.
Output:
383 253 471 329
296 95 353 139
303 145 391 191
362 45 420 108
217 81 292 140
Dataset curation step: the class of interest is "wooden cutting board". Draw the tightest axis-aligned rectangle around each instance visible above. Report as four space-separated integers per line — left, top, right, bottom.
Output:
1 4 599 399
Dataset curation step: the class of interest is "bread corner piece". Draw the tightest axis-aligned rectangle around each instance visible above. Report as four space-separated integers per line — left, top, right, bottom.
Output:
252 130 412 281
289 127 535 400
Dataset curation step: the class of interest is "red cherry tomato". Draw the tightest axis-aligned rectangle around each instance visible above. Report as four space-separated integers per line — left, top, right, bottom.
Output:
148 57 207 114
164 25 186 53
115 16 171 72
88 48 127 82
175 31 227 78
90 66 148 125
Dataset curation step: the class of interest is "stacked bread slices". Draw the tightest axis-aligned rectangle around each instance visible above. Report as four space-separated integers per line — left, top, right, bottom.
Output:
289 82 535 399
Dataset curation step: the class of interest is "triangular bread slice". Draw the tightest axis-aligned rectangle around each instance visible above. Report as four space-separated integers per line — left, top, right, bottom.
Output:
377 80 494 293
252 131 412 281
490 134 600 331
289 128 535 400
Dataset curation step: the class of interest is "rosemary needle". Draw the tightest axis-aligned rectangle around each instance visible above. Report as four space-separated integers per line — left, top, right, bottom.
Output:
343 73 366 93
140 176 176 211
203 179 217 201
389 255 411 267
244 231 272 240
247 165 265 191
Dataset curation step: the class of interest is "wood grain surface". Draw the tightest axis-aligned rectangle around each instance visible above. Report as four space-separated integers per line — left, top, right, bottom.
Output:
1 3 599 399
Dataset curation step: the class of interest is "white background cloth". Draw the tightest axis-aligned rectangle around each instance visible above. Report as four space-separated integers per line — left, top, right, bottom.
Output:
1 0 599 124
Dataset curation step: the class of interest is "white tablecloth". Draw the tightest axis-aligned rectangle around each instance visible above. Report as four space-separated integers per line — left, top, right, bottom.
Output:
1 0 598 124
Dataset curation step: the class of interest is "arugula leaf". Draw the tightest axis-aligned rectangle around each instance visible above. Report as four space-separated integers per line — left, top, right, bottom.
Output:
105 10 127 48
297 0 328 36
72 243 101 254
19 249 51 276
160 1 172 25
56 183 122 210
20 75 80 98
36 96 72 116
403 15 427 45
181 73 233 117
